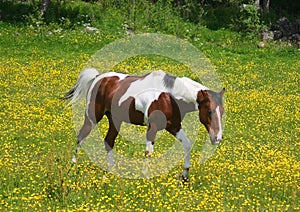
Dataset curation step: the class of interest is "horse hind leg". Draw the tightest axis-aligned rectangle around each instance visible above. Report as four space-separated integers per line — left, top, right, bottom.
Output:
145 124 157 157
72 105 104 163
104 112 121 170
72 115 94 163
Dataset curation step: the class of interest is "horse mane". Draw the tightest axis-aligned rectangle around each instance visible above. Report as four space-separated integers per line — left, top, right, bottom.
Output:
163 73 177 89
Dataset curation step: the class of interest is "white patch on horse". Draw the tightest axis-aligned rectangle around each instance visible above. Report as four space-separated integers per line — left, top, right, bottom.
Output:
72 154 77 163
216 106 222 141
118 70 168 121
176 129 191 169
72 138 86 163
177 77 209 103
107 150 114 170
86 72 128 123
135 90 163 124
118 70 209 119
145 140 154 156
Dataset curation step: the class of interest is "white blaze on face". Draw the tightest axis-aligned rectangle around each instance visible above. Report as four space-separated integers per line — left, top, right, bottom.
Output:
216 106 222 141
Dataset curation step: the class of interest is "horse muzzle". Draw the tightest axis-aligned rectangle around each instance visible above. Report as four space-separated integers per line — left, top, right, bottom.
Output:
209 132 222 145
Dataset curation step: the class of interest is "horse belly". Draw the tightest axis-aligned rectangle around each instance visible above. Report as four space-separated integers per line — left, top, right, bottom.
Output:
128 110 146 126
112 97 146 126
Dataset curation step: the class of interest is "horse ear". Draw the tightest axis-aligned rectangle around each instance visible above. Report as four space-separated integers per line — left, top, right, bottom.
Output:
219 88 225 96
197 90 208 104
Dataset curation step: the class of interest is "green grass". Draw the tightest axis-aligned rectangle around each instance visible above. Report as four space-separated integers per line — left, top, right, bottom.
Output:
0 7 299 210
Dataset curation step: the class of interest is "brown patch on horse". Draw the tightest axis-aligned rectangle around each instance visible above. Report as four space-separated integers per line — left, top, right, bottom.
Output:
147 92 171 130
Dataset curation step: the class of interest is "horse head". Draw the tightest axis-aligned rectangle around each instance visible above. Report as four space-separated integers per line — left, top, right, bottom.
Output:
197 88 225 145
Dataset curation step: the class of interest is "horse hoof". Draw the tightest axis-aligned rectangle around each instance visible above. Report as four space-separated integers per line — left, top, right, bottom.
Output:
180 175 189 183
144 151 152 158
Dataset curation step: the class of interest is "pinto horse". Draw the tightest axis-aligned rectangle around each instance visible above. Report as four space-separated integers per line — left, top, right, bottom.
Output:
63 69 225 180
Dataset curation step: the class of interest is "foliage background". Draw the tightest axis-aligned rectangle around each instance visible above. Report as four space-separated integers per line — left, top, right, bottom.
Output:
0 0 299 35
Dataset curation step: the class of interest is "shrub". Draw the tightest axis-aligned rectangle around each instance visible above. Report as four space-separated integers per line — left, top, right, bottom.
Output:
233 4 266 38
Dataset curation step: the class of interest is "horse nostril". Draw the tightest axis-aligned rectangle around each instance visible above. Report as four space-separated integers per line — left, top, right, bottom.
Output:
214 136 222 144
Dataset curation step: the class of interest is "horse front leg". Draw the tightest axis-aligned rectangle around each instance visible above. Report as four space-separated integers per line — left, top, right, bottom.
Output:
143 122 158 179
175 128 191 181
145 123 158 157
145 110 167 157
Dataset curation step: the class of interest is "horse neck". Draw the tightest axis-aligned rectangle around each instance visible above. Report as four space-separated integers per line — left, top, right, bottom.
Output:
176 98 198 116
172 77 209 105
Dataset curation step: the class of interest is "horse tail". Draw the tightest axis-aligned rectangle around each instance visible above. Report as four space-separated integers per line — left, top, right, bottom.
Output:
62 68 99 105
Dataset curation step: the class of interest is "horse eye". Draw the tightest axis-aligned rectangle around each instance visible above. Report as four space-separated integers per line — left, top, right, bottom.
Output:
208 110 212 116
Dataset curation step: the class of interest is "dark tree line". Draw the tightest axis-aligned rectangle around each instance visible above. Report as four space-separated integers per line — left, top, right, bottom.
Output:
3 0 298 18
0 0 299 24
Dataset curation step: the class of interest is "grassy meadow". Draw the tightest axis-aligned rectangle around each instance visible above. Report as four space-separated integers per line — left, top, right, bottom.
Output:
0 6 300 211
